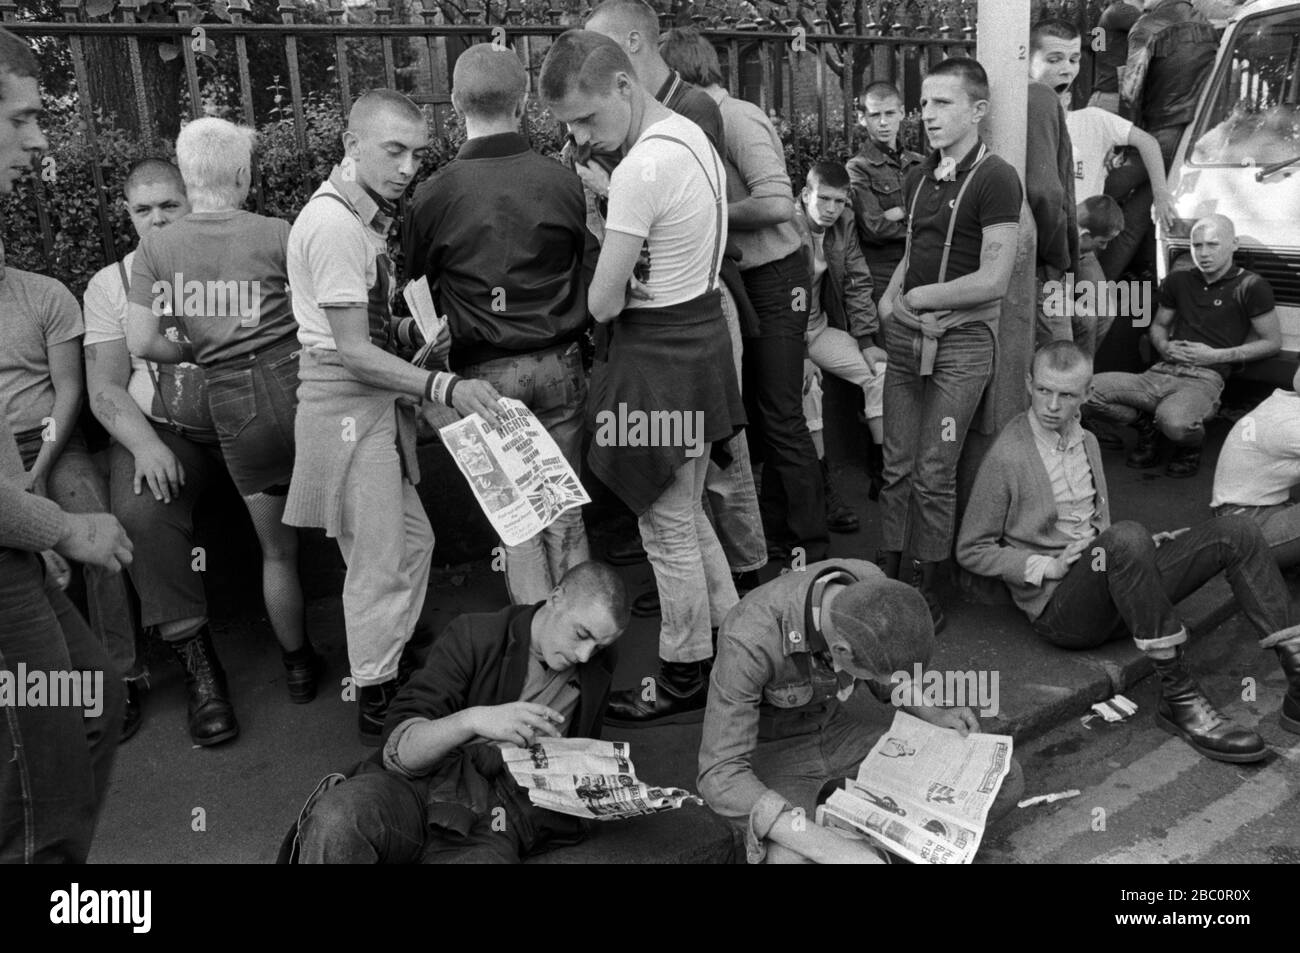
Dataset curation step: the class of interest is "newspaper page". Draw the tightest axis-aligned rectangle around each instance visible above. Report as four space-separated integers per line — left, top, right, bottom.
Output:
500 738 703 821
439 398 590 546
816 710 1013 864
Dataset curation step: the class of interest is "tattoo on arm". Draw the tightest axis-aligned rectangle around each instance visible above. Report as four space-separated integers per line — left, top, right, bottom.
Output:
94 391 122 427
982 241 1003 263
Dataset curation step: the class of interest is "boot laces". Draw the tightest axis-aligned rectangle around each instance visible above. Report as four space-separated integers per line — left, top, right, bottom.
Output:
181 637 216 682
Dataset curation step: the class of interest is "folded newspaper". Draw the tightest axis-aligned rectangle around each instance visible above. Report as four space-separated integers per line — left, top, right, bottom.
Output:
815 710 1013 864
440 399 590 546
500 738 703 820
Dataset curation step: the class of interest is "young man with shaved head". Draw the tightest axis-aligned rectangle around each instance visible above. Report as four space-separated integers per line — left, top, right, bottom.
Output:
1084 214 1282 478
961 341 1300 764
404 44 595 605
287 90 501 743
540 30 744 724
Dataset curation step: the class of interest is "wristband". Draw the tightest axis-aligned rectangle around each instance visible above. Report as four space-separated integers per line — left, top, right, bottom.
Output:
424 371 437 403
445 376 461 409
428 371 459 407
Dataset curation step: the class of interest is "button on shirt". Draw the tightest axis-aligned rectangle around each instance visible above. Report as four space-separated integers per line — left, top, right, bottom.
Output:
1024 413 1100 586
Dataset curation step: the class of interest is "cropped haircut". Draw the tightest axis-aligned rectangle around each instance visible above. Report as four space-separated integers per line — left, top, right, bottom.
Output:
123 157 187 200
1078 194 1124 239
862 81 902 105
1030 17 1081 51
659 27 724 89
559 561 630 630
586 0 661 42
452 43 528 120
174 117 255 209
539 30 636 104
806 161 851 192
926 57 989 103
1032 339 1092 378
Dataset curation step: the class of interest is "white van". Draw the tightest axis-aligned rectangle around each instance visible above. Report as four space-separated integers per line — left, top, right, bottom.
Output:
1159 0 1300 385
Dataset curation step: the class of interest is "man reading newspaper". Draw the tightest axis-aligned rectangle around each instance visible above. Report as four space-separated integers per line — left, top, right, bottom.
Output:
293 562 628 863
698 560 1023 864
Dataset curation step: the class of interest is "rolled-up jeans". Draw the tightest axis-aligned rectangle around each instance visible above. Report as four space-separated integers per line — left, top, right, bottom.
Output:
1087 362 1224 445
704 282 766 574
459 342 590 604
17 428 139 680
639 450 738 664
0 549 125 863
1033 517 1291 651
880 319 994 561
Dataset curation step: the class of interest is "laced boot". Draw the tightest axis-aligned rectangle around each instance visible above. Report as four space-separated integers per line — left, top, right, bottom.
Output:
1125 415 1161 469
359 679 400 746
170 626 239 747
875 549 901 580
1152 651 1265 762
821 459 859 533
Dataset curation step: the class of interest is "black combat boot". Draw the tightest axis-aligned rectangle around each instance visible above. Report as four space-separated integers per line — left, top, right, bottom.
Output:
1164 444 1202 478
910 559 947 634
170 626 239 747
1272 636 1300 734
604 659 711 727
1125 415 1161 469
358 679 400 746
282 643 322 704
821 459 859 533
1152 652 1266 762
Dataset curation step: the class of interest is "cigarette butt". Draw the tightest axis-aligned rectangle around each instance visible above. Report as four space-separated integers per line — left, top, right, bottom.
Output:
1017 789 1082 808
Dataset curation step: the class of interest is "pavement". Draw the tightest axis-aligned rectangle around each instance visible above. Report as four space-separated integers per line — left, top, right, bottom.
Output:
88 403 1299 864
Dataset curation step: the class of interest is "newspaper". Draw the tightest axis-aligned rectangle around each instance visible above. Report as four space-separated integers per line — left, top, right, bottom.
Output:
815 710 1013 864
500 738 703 820
439 398 590 546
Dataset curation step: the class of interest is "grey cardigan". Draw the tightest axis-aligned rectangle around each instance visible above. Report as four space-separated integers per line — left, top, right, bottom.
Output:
956 411 1111 620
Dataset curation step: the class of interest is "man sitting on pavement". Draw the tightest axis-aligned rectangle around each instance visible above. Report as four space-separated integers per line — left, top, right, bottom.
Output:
1084 214 1281 478
792 161 886 518
958 341 1300 764
295 561 628 864
1212 364 1300 571
698 558 1024 864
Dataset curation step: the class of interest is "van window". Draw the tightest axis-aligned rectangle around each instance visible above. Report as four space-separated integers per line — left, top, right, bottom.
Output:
1188 8 1300 166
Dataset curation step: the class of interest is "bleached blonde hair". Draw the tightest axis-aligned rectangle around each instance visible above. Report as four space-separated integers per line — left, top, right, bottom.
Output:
175 117 255 210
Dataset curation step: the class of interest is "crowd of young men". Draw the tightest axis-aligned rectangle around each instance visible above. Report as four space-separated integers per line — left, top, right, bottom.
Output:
2 0 1297 865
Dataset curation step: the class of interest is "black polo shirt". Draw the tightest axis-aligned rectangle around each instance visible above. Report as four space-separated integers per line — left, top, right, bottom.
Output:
1158 266 1276 380
901 140 1022 293
403 132 594 370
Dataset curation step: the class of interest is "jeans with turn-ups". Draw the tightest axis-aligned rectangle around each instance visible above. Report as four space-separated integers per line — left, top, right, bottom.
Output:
1033 517 1291 651
336 405 435 686
638 450 738 663
1214 501 1300 573
880 320 994 562
1087 362 1224 445
459 342 590 604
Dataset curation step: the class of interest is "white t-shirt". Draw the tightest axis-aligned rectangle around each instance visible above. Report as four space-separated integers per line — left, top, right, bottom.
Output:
1212 389 1300 508
287 179 388 350
1065 106 1133 200
605 112 727 309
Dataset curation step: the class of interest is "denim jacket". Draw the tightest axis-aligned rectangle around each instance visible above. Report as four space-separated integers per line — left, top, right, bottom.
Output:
846 138 923 291
698 558 885 862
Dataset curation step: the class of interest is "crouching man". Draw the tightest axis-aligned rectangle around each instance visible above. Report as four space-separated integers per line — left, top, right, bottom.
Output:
698 558 1024 864
296 562 628 863
958 342 1300 763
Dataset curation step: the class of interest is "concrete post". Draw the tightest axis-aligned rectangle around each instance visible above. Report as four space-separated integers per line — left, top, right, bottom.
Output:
956 0 1038 584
